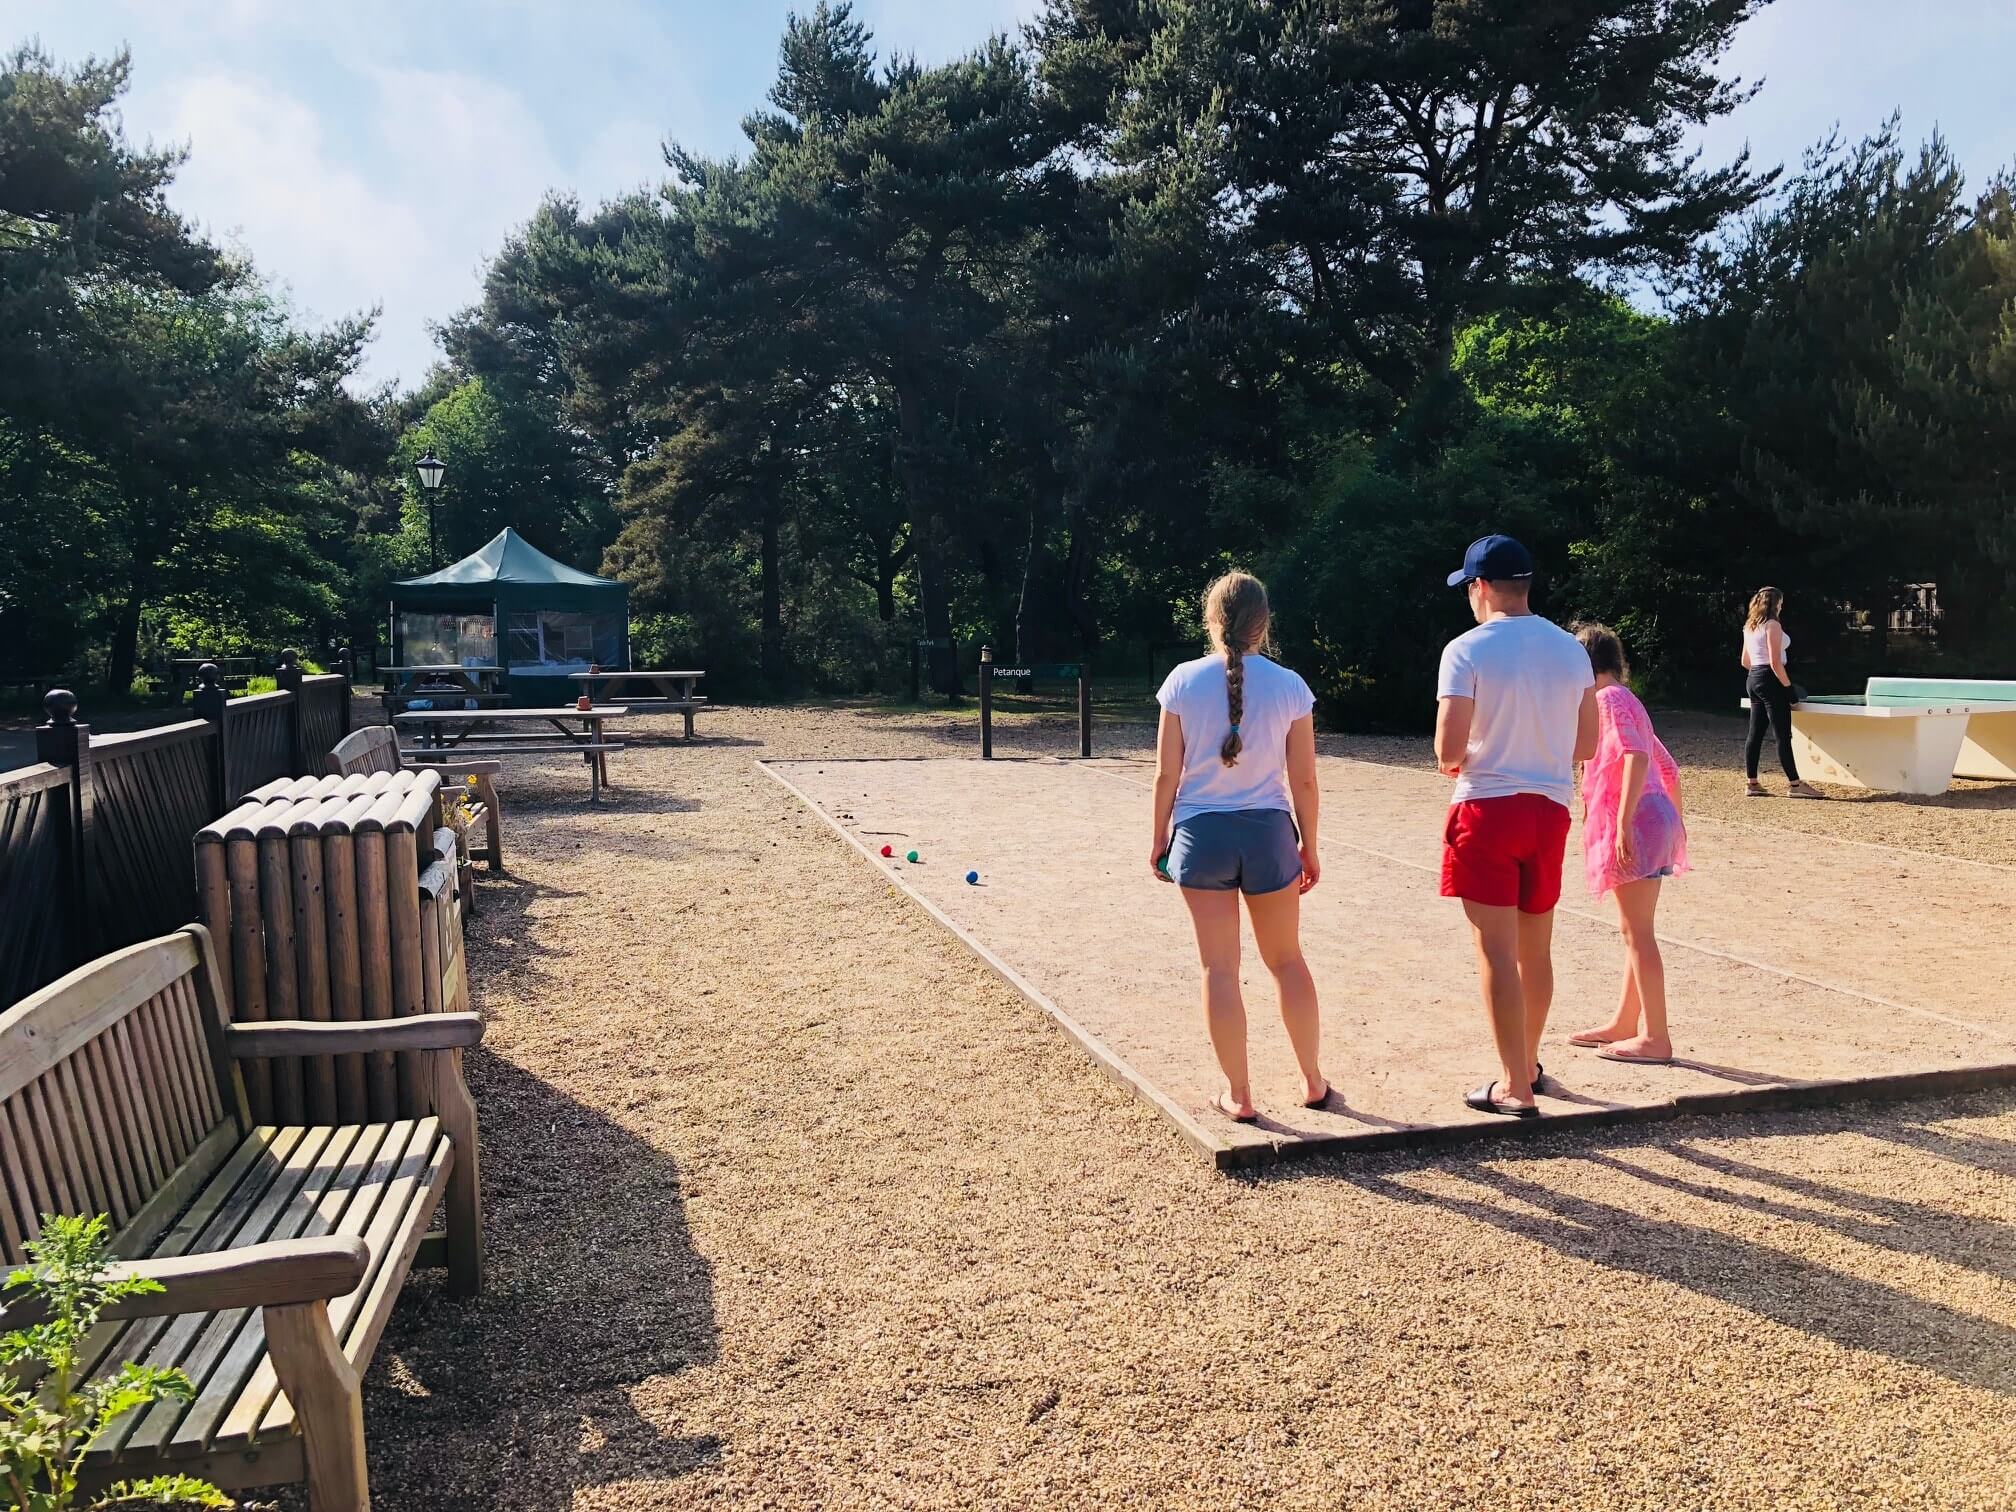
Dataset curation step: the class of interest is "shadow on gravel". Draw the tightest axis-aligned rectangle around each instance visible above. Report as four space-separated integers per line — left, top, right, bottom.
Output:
1273 1091 2016 1397
361 1047 721 1509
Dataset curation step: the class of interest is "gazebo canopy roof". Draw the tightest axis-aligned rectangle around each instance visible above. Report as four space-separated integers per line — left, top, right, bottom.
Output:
392 528 625 612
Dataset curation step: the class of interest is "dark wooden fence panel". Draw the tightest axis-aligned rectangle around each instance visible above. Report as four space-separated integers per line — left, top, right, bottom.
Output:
0 764 73 1007
296 673 351 773
222 690 294 801
85 721 217 949
3 661 361 1007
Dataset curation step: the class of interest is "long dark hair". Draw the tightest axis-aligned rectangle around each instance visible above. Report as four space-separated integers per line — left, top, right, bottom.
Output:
1203 571 1270 767
1746 587 1784 630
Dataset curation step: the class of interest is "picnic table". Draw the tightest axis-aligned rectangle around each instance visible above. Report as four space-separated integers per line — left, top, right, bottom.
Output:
568 669 708 738
395 705 629 803
1743 676 2016 794
380 664 509 717
171 655 255 702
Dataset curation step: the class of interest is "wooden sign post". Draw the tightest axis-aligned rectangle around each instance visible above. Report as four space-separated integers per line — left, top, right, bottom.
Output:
978 649 1092 759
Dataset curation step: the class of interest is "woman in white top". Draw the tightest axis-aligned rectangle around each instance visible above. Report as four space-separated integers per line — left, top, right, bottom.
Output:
1740 586 1821 798
1149 572 1328 1121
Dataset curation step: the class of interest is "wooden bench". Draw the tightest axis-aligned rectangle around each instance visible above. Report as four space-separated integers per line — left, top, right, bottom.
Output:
0 924 483 1511
569 670 708 738
380 689 512 719
331 725 503 870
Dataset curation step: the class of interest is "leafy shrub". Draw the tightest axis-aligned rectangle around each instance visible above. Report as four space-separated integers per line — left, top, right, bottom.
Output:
0 1215 228 1510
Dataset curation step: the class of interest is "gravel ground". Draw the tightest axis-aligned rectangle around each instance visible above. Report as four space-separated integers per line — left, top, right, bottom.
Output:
316 702 2015 1510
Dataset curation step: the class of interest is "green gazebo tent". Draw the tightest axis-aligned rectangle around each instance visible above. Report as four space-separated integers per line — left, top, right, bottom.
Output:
389 528 629 706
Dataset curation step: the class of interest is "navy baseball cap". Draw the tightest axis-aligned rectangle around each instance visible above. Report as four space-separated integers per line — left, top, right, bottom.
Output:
1447 534 1535 588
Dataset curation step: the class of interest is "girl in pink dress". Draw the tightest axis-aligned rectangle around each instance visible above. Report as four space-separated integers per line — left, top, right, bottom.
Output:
1568 624 1688 1064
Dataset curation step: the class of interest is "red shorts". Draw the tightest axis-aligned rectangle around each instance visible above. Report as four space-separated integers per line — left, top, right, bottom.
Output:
1440 793 1572 913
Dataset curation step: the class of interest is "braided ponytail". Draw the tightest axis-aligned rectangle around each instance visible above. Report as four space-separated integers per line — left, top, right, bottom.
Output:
1222 648 1245 766
1202 571 1270 768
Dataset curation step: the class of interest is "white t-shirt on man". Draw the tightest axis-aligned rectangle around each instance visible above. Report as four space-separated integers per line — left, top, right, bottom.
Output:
1157 653 1315 824
1436 616 1593 809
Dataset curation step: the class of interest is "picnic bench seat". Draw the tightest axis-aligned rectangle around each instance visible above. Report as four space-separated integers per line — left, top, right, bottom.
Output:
0 924 483 1511
568 670 709 737
331 725 503 871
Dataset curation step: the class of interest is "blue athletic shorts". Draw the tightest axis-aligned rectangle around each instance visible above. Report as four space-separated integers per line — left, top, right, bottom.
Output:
1167 808 1302 894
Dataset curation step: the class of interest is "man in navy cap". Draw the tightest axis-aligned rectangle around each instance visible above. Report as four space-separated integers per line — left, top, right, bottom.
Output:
1434 535 1597 1118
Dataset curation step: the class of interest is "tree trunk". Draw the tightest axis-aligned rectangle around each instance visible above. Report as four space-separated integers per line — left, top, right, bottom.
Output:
1063 500 1098 653
1015 501 1071 664
895 378 958 693
874 541 898 622
759 506 783 687
105 595 144 695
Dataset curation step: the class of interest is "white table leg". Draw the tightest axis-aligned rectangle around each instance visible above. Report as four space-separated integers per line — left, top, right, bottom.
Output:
1956 709 2016 782
1790 710 1972 795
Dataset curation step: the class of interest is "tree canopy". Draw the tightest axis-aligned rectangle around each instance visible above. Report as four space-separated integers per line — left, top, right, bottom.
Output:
4 8 2013 714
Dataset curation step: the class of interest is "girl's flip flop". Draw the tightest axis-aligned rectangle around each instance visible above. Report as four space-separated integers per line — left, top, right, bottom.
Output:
1597 1046 1674 1065
1568 1030 1626 1047
1213 1092 1258 1123
1301 1080 1335 1110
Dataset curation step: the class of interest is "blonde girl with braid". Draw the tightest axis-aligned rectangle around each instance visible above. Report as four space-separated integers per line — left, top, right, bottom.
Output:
1150 571 1328 1121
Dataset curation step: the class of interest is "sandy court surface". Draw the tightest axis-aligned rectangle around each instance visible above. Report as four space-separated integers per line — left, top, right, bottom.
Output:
268 700 2016 1511
766 753 2016 1162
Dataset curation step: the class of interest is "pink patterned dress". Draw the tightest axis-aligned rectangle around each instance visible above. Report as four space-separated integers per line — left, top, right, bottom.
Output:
1581 683 1689 896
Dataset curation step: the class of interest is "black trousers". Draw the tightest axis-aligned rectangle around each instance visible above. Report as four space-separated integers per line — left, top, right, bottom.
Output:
1745 670 1800 781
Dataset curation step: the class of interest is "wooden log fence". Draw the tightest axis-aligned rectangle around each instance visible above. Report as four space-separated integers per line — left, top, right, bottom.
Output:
0 653 354 1008
194 771 463 1122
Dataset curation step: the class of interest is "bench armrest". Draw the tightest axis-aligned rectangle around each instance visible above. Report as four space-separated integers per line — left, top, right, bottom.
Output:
406 757 504 778
1 1237 369 1327
226 1013 485 1059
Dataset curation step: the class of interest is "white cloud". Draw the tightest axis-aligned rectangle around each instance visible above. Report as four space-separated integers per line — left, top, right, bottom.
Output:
148 66 586 391
158 75 426 350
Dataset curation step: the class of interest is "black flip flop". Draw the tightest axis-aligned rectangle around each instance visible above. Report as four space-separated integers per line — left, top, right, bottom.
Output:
1302 1080 1336 1110
1464 1080 1540 1119
1213 1092 1258 1124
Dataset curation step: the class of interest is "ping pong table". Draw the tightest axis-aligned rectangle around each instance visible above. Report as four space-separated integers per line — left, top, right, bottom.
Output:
1742 677 2016 794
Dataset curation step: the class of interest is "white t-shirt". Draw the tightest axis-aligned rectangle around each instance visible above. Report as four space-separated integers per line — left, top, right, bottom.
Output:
1436 616 1593 809
1157 652 1315 824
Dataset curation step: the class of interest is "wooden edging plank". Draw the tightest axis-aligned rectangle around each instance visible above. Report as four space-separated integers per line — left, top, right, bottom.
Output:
757 760 1236 1169
762 758 2016 1173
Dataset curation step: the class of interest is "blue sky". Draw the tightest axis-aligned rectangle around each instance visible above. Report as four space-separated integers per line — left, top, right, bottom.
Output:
12 0 2015 392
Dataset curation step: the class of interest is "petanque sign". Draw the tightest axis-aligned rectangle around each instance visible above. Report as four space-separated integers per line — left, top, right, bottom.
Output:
991 663 1080 680
979 657 1092 760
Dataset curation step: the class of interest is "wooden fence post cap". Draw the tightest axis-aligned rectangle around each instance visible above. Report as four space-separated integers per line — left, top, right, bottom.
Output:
980 645 993 663
197 661 222 687
40 687 78 726
278 648 301 668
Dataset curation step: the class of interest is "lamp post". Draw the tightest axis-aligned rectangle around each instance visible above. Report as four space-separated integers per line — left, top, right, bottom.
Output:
415 450 445 568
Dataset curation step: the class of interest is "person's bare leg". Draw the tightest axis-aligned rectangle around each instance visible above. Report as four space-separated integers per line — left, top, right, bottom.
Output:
1180 886 1253 1115
1606 879 1671 1059
1572 953 1641 1045
1244 882 1325 1104
1462 901 1533 1105
1516 907 1555 1085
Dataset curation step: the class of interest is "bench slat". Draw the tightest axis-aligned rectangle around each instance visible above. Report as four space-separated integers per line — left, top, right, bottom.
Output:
75 1127 302 1390
60 1125 273 1415
97 1125 338 1460
165 1124 410 1456
220 1119 448 1450
117 1124 366 1459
